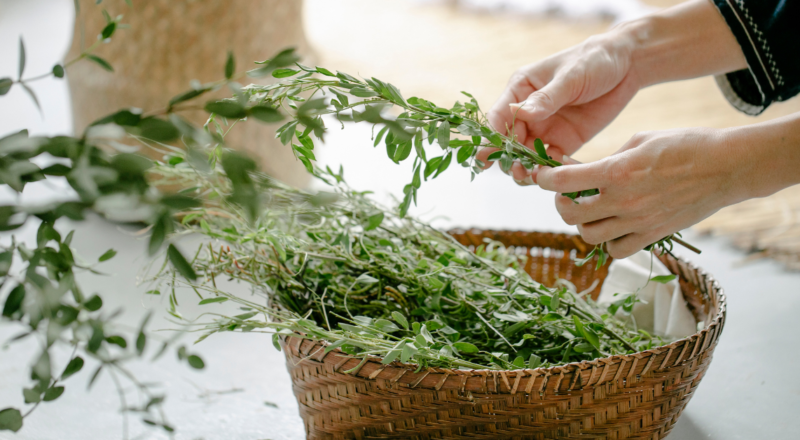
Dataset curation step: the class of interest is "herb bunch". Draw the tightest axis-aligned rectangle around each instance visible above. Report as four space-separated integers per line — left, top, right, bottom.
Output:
149 161 664 371
226 61 700 261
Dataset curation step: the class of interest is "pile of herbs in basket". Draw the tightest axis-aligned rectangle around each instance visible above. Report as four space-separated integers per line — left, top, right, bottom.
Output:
148 161 665 372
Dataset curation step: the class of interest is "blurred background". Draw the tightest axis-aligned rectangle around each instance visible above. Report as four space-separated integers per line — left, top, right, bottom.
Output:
2 1 800 439
3 0 800 262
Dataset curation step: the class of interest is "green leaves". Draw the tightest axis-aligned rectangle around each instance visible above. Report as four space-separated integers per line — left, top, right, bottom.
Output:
33 351 51 384
453 342 479 354
249 105 284 123
373 319 400 333
437 120 450 149
650 274 676 284
168 87 211 109
205 100 247 119
392 312 409 330
18 37 26 79
0 78 12 96
20 83 40 111
138 117 179 142
573 316 600 350
52 64 65 78
167 244 197 281
225 51 235 79
83 295 103 312
533 138 548 160
87 55 113 72
350 87 379 98
61 357 84 380
356 273 379 285
187 355 205 369
424 156 443 180
456 144 474 164
435 152 452 178
486 150 503 161
364 212 384 231
148 214 170 256
101 21 117 39
23 387 41 404
221 151 260 223
315 66 335 77
43 386 65 402
272 68 300 78
199 297 228 305
105 335 127 348
2 285 25 318
248 48 300 78
0 408 23 433
393 141 412 163
136 313 152 357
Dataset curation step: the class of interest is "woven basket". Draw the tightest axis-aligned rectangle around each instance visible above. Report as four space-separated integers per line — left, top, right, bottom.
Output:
281 229 726 440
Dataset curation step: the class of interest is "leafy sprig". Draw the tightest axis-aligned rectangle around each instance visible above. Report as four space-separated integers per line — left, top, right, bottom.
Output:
178 59 698 263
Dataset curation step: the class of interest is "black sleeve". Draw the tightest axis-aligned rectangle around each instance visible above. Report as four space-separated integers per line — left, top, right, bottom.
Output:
711 0 800 115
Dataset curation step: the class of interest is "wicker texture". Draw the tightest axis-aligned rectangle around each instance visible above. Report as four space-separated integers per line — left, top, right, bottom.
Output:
281 229 726 440
67 0 312 187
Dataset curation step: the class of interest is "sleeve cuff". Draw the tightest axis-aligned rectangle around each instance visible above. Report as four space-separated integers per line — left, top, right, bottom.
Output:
711 0 778 115
714 70 766 116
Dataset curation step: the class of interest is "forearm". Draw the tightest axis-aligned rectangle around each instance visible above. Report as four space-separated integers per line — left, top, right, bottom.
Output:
613 0 747 88
724 113 800 202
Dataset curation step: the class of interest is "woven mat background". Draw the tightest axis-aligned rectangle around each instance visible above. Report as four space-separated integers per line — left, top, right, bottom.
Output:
305 0 800 269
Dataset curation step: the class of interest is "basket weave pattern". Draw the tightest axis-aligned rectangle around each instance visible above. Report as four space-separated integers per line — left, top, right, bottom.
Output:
281 230 726 439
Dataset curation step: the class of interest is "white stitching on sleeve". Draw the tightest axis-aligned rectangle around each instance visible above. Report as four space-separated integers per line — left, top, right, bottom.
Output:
733 0 785 87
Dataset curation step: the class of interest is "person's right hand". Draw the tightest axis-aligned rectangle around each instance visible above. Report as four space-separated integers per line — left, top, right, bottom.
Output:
479 29 642 185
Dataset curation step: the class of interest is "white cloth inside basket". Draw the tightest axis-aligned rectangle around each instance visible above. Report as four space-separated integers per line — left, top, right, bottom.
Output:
598 251 697 339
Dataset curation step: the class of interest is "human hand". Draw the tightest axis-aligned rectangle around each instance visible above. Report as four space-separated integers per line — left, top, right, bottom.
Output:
536 128 747 259
477 30 641 185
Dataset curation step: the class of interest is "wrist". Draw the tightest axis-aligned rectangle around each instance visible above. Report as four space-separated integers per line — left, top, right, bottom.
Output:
611 16 657 88
722 115 800 201
614 0 747 89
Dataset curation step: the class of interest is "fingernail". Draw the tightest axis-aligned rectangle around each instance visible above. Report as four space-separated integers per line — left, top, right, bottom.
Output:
514 175 536 186
510 101 537 113
524 175 535 185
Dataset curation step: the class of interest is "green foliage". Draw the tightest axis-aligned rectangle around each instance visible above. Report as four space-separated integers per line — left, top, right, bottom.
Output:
650 274 677 284
0 3 210 433
149 165 663 371
0 408 23 433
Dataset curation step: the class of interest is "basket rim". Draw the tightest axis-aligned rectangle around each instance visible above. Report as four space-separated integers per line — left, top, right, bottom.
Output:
281 230 727 390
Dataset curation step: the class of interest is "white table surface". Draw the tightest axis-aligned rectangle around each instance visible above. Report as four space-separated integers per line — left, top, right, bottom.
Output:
2 1 800 439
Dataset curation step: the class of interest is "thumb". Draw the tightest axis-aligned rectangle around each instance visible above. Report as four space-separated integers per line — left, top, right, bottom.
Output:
511 75 577 123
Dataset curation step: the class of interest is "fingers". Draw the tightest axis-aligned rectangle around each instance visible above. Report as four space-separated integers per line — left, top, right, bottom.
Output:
475 147 499 170
555 192 615 225
511 161 535 186
478 144 577 187
576 217 636 245
488 76 537 143
510 72 579 124
537 160 610 193
606 233 653 259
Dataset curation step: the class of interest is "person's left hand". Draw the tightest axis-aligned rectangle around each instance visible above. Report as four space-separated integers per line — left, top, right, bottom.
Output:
536 127 748 258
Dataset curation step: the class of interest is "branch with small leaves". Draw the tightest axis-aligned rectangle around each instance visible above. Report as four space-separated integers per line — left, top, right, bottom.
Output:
155 53 699 267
